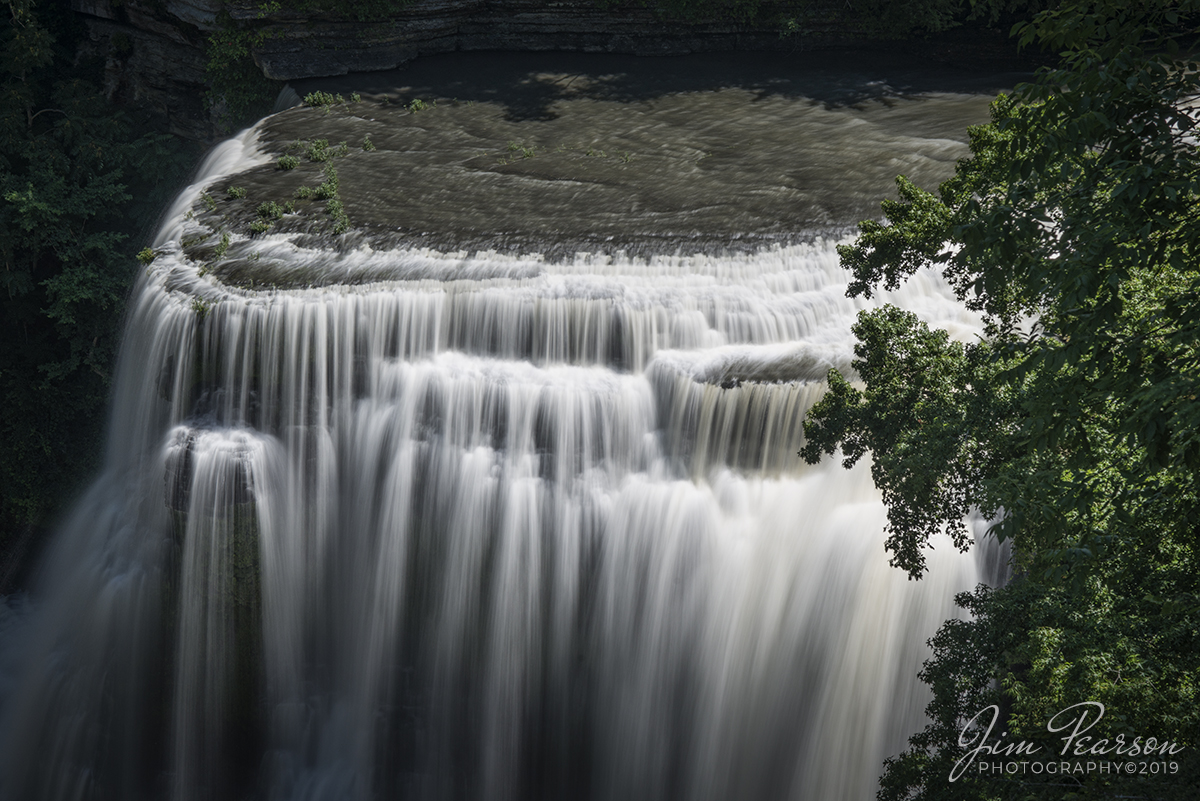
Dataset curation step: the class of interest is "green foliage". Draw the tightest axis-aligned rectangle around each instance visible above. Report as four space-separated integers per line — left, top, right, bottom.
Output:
498 140 537 164
255 200 284 221
277 154 299 170
226 185 247 198
880 581 1200 800
205 0 420 117
361 135 375 152
303 138 329 162
301 90 360 108
136 247 155 265
302 91 341 108
300 138 349 163
204 19 279 132
406 98 432 112
801 307 988 577
1 0 190 552
292 162 348 235
313 162 339 200
213 231 230 259
325 196 348 234
246 200 284 233
803 2 1200 797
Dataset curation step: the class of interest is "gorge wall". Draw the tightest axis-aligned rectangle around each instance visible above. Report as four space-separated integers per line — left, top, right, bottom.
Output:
70 0 1015 141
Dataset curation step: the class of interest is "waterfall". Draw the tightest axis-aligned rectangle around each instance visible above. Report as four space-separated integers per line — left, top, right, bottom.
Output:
0 114 995 801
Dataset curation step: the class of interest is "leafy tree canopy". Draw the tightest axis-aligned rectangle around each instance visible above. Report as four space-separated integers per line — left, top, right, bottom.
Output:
802 1 1200 797
1 0 190 566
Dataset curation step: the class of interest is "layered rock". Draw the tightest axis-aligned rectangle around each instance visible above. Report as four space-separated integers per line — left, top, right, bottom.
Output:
70 0 850 140
73 0 215 139
236 0 818 82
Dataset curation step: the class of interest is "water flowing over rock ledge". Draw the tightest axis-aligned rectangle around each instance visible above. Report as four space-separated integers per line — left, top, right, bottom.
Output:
0 50 1006 801
167 50 1010 281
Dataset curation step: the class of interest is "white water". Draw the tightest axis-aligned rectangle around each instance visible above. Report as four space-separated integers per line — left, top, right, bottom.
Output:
0 125 995 801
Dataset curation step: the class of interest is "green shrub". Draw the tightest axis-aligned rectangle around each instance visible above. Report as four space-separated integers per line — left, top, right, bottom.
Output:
305 139 331 162
290 163 349 235
302 91 344 110
256 201 284 221
277 154 299 170
314 163 339 200
204 26 279 132
213 231 231 259
226 185 247 199
362 135 376 152
1 0 194 577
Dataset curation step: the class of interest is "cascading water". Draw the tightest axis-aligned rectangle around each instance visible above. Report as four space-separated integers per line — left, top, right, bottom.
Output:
0 54 1008 801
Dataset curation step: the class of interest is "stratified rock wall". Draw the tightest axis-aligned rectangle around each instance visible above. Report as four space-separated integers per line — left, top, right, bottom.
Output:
73 0 216 139
238 0 823 81
71 0 846 140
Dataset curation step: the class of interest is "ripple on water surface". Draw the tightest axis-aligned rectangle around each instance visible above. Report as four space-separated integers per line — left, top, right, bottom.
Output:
183 50 1017 286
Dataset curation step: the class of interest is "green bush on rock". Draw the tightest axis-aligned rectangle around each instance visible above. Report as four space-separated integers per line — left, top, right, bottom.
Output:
803 3 1200 798
1 0 190 559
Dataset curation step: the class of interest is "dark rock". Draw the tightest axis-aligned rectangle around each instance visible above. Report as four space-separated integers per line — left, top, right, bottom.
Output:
74 0 216 140
70 0 1027 142
249 0 817 81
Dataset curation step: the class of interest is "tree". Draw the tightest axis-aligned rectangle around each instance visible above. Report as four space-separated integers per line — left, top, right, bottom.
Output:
0 0 189 573
801 1 1200 797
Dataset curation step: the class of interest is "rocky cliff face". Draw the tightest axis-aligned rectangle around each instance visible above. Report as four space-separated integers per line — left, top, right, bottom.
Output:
237 0 813 81
72 0 851 141
74 0 214 139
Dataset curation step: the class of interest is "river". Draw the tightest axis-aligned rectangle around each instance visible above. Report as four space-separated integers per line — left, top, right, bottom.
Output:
0 50 1014 801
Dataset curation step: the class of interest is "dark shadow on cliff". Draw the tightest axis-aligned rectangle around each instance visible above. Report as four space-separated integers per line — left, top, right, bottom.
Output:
291 49 1029 123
